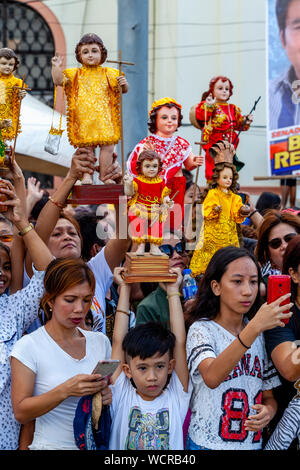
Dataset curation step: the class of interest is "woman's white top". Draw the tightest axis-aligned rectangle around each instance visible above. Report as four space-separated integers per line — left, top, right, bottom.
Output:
10 326 111 450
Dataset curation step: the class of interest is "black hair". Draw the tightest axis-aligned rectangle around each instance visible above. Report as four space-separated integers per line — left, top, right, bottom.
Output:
75 33 107 65
255 191 281 216
148 102 183 134
0 241 10 258
0 48 19 71
85 310 94 328
185 246 262 330
276 0 292 32
74 211 105 262
122 322 176 361
30 191 49 222
282 234 300 300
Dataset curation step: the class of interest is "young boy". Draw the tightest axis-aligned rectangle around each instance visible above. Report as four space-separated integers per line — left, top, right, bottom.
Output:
109 266 191 450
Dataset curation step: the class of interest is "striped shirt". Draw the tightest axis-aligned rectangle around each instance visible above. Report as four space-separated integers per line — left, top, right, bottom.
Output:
265 397 300 450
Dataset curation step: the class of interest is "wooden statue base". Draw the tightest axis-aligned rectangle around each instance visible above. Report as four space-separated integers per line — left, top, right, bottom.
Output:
122 252 177 283
67 184 124 205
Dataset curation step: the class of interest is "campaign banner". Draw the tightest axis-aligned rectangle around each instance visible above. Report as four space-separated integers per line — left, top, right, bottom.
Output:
267 0 300 176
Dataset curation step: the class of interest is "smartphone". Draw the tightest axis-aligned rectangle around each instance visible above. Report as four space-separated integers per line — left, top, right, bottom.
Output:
237 192 248 205
267 275 291 325
92 359 120 378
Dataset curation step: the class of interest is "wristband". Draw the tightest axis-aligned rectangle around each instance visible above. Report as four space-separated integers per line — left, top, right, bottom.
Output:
49 196 66 210
249 210 258 218
116 309 130 317
237 333 250 350
167 291 181 299
18 223 34 237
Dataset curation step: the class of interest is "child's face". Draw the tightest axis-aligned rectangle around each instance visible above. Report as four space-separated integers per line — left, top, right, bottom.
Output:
213 79 230 102
141 158 159 178
123 351 175 401
79 43 102 66
0 57 15 75
217 167 233 190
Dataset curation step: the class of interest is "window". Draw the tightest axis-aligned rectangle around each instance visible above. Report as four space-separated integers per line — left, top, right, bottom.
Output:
0 0 55 106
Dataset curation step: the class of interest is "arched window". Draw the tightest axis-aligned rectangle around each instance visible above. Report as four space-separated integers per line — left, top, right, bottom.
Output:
0 0 55 106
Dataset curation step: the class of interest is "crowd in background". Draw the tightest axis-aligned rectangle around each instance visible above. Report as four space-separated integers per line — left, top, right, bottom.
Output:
0 148 300 451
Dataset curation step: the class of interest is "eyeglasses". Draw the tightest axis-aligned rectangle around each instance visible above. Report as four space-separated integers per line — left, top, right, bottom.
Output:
159 242 185 257
268 233 297 249
0 234 13 243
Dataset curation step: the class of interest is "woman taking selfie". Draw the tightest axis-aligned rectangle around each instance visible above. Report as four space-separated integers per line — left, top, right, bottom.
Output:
185 246 292 450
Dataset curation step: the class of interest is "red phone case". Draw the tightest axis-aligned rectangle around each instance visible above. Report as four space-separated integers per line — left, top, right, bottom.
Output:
267 275 291 325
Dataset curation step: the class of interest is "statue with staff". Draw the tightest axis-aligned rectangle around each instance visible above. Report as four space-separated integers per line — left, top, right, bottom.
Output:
51 33 133 185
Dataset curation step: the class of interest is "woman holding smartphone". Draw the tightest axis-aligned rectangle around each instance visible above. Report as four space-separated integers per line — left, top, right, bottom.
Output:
10 258 112 450
185 246 292 450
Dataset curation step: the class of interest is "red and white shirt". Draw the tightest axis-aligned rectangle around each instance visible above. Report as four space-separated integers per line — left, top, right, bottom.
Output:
127 134 192 183
186 319 280 450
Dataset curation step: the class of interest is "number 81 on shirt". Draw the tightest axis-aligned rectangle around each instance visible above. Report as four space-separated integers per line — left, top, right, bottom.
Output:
219 388 262 443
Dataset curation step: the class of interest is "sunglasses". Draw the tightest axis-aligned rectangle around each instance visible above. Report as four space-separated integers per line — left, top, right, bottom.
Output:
159 242 185 257
268 232 297 249
0 234 13 243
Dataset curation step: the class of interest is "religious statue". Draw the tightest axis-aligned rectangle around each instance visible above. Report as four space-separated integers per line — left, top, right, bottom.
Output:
126 97 203 228
0 48 27 166
189 76 253 181
189 141 250 276
51 33 129 184
124 149 173 256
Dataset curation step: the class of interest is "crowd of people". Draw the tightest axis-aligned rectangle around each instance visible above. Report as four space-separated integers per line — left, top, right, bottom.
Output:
0 146 300 452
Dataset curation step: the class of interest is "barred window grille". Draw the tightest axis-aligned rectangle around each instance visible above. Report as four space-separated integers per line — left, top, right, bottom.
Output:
0 0 55 107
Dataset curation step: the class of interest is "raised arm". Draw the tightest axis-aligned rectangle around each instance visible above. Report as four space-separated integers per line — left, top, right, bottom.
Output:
111 267 132 382
162 267 189 392
51 54 65 87
0 180 53 271
197 295 293 390
24 149 96 277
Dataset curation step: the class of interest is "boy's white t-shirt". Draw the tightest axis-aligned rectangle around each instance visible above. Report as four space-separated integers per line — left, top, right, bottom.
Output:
87 246 113 334
10 326 111 450
186 320 281 450
109 371 191 450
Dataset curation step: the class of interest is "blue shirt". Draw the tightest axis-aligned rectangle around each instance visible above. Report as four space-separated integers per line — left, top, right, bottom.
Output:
269 66 300 130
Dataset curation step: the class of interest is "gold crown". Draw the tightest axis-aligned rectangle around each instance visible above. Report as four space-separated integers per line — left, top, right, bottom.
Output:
149 97 182 116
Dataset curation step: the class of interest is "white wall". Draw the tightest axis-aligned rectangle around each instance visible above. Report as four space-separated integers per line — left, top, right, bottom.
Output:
44 0 118 67
45 0 272 189
149 0 271 189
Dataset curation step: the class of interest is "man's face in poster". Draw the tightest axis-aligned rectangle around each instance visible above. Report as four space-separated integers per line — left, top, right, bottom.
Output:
280 0 300 78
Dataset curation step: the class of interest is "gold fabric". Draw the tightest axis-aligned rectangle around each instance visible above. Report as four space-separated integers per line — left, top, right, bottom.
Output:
190 187 245 276
0 73 26 141
63 65 122 147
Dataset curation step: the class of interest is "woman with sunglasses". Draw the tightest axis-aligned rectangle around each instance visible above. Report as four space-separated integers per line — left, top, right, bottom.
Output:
255 210 300 289
264 235 300 446
135 231 189 329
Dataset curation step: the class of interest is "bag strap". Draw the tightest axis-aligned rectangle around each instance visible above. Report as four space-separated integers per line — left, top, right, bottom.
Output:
50 75 65 132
